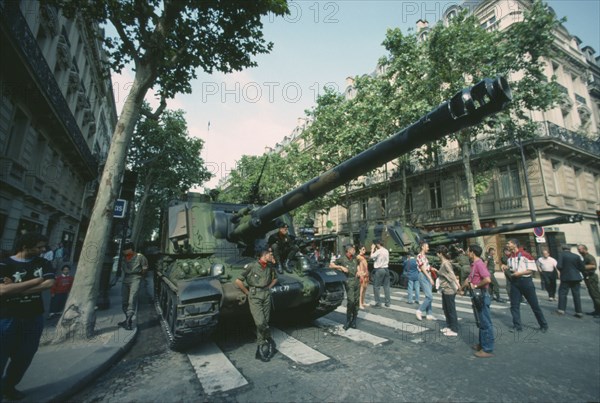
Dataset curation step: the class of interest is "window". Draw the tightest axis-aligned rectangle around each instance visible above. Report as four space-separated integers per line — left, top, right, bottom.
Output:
361 198 368 220
499 163 522 198
551 160 562 194
459 175 468 200
4 108 28 158
574 166 584 199
405 186 413 214
429 181 442 209
592 225 600 255
379 194 387 217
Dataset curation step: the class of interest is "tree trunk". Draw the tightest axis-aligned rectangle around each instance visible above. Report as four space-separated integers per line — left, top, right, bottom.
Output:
459 132 483 247
54 67 153 342
130 173 154 249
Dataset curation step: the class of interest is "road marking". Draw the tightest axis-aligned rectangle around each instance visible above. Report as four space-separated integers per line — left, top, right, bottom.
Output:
314 317 389 345
271 327 329 365
187 342 248 395
388 289 509 310
334 306 429 333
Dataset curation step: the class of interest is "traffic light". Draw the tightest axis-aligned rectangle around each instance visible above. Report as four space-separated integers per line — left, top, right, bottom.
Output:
120 170 137 201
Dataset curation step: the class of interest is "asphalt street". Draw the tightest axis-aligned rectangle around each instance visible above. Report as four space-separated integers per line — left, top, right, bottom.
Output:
72 276 600 403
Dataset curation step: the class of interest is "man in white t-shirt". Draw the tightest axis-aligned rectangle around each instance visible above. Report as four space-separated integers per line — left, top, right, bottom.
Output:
369 240 391 308
536 249 558 301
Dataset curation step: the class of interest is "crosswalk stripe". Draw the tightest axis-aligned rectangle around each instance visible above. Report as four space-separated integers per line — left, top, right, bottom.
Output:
334 306 429 333
386 288 509 310
187 342 248 395
315 318 389 345
271 327 330 365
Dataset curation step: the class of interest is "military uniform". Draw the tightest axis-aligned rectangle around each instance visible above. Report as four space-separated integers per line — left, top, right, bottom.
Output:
582 253 600 315
238 261 276 348
268 232 299 273
456 254 471 286
119 252 148 330
334 254 359 329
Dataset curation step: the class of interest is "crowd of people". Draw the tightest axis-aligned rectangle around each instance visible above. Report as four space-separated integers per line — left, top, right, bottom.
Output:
310 238 597 360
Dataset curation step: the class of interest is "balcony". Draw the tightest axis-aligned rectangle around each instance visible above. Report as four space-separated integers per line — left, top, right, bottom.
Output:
497 197 523 211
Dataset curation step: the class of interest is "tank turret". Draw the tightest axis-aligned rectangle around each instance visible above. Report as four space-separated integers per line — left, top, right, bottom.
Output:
154 77 513 350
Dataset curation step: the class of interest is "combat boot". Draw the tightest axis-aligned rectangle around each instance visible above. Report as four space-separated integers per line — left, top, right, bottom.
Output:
343 311 352 330
258 343 271 362
284 260 293 274
120 314 133 330
276 263 283 275
350 313 357 329
118 316 128 328
267 337 277 359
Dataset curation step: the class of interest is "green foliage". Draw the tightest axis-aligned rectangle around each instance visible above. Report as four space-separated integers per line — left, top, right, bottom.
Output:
48 0 289 99
128 104 212 241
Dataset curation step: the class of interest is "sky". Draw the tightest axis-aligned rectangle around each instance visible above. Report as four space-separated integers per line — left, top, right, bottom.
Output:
110 0 600 189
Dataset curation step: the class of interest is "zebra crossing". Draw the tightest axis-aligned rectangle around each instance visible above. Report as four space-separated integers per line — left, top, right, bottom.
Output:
188 287 500 396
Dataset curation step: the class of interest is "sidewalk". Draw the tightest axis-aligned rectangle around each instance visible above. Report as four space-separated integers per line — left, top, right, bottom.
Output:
15 278 138 402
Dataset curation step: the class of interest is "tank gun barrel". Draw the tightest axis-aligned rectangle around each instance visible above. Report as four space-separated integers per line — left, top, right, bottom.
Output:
230 76 512 242
425 214 584 245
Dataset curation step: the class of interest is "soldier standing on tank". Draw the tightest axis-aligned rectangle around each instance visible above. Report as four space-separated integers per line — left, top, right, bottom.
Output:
268 223 298 274
235 248 278 362
330 244 360 330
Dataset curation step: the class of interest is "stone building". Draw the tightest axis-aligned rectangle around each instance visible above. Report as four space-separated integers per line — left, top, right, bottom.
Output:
0 1 117 260
313 0 600 258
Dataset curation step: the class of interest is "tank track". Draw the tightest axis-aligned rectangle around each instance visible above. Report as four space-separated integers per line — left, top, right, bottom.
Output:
154 274 220 351
312 278 345 318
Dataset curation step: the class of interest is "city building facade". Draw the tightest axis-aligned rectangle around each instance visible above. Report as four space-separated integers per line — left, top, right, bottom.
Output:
271 0 600 258
0 0 117 260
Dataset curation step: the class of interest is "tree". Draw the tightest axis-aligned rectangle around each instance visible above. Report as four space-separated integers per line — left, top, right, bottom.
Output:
128 105 211 247
50 0 288 341
377 1 561 245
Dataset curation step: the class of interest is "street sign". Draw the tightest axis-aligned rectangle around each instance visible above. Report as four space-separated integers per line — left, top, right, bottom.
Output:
533 227 545 237
535 236 546 243
113 199 127 218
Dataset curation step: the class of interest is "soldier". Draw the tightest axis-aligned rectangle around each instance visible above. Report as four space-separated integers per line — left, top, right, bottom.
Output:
486 247 505 303
330 244 360 330
454 248 471 289
268 223 298 274
235 248 278 362
577 244 600 317
118 242 148 331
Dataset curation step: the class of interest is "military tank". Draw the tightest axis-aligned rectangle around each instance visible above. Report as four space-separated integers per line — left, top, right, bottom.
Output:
357 214 584 287
154 76 513 350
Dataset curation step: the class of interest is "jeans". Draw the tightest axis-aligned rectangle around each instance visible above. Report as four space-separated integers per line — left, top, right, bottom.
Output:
0 316 44 393
373 268 391 305
540 270 557 298
557 280 582 313
441 293 458 332
477 292 494 353
510 276 548 330
407 279 420 303
418 273 433 315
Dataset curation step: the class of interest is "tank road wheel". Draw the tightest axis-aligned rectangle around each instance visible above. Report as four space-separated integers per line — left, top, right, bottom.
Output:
312 280 345 319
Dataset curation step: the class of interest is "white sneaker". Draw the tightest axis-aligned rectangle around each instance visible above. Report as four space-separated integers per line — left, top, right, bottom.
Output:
443 329 458 337
416 310 423 321
426 315 435 321
440 327 449 333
